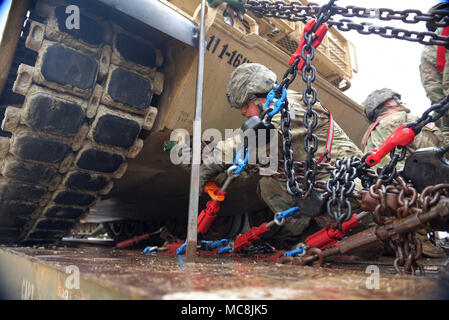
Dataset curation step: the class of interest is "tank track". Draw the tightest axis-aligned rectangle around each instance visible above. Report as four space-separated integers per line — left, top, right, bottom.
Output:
0 0 163 244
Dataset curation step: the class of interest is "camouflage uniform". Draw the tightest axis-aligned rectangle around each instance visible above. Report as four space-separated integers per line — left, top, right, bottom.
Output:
362 88 447 258
208 90 362 174
420 27 449 142
362 111 446 169
362 89 446 170
259 90 365 244
202 64 364 246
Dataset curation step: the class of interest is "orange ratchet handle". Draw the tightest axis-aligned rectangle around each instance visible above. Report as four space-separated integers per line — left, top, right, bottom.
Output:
204 181 226 202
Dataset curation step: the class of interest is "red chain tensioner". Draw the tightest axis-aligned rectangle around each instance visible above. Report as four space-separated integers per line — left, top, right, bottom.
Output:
116 233 150 249
197 181 226 234
233 223 271 252
365 124 416 167
304 212 369 250
288 19 328 71
233 207 299 252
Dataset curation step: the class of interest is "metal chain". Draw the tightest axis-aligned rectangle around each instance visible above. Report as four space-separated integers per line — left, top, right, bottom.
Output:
263 159 377 203
325 157 361 229
246 1 449 26
280 180 449 273
406 94 449 134
246 1 449 227
371 94 449 184
280 88 305 198
277 0 337 199
281 91 448 219
301 33 319 197
278 56 300 90
369 176 440 275
246 0 448 209
272 161 336 194
245 1 449 46
419 183 449 213
377 147 407 184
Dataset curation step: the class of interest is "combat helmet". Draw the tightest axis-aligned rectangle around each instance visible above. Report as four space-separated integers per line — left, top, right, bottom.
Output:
226 63 277 108
363 88 402 122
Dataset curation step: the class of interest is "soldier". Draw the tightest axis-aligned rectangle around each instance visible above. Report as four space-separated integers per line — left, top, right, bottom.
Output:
419 2 449 142
200 63 366 248
362 88 446 169
362 88 447 258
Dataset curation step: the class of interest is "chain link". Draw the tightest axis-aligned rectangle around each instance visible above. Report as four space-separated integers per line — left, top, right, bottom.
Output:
367 176 446 275
276 56 301 199
406 94 449 134
280 93 305 197
325 157 361 229
245 1 449 46
376 146 406 184
277 0 337 199
301 35 320 197
374 91 449 185
246 1 449 228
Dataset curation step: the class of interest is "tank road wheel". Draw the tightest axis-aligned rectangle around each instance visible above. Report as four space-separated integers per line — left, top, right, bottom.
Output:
103 221 125 242
0 0 163 244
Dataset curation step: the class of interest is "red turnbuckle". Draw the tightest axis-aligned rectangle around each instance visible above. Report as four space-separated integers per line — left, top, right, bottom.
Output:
197 200 221 234
116 233 150 249
166 243 184 255
197 182 227 234
365 124 415 167
288 19 328 71
305 214 361 250
233 222 270 252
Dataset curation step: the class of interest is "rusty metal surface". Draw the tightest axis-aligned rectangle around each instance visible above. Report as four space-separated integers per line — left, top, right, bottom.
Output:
0 246 446 300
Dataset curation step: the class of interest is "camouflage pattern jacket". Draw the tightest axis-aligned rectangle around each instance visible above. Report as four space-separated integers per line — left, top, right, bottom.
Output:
361 111 446 170
420 27 449 142
201 90 363 185
420 27 449 105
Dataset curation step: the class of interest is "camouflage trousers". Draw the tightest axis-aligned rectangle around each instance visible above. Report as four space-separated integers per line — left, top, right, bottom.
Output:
255 176 375 249
257 177 313 243
436 113 449 144
257 177 331 249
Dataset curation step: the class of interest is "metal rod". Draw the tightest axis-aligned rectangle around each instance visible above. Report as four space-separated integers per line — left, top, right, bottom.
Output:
186 0 207 262
355 211 370 221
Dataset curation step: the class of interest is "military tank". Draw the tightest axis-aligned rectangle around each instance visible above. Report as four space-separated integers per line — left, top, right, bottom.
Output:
0 0 367 244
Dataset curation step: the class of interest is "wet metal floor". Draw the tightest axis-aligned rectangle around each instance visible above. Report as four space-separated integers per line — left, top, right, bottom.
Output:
0 246 447 299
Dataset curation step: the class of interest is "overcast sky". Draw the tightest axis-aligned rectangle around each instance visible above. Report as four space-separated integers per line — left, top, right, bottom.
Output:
313 0 443 116
0 0 10 40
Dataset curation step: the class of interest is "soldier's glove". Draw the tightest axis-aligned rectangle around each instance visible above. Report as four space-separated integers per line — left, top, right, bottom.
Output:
295 191 327 218
199 162 229 193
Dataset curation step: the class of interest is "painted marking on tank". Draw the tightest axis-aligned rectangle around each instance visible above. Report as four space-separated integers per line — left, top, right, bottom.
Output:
207 35 252 67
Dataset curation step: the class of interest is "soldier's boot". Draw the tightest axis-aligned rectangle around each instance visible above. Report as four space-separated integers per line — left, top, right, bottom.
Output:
416 230 446 258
